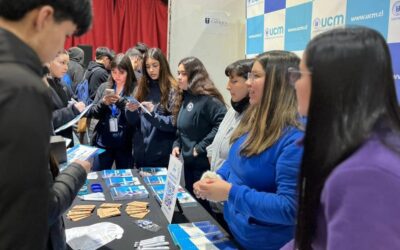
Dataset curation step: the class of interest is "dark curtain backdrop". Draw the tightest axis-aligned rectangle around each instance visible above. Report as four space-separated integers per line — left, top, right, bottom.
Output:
65 0 168 57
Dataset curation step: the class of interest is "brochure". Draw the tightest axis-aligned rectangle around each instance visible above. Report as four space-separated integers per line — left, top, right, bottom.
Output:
109 185 149 200
101 169 133 179
66 144 105 162
105 176 141 187
143 175 167 185
167 221 238 249
139 167 168 177
54 104 93 133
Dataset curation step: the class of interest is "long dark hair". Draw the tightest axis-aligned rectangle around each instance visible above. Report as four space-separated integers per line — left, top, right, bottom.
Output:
107 53 136 96
295 27 400 249
173 57 225 122
135 48 177 110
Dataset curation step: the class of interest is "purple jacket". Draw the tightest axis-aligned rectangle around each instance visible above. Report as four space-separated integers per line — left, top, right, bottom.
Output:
282 135 400 250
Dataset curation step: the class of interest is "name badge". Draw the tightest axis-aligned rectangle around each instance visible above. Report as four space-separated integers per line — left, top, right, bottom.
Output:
109 118 118 132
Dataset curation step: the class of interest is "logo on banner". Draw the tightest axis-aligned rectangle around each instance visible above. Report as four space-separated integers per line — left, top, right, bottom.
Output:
393 1 400 16
313 15 344 30
204 17 228 26
392 1 400 20
265 26 284 38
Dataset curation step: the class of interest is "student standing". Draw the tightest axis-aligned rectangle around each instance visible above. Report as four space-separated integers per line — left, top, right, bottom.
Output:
172 57 227 210
0 1 92 249
88 54 136 170
126 48 178 168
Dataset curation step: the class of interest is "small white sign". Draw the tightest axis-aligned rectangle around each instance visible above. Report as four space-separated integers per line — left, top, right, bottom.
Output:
161 155 183 223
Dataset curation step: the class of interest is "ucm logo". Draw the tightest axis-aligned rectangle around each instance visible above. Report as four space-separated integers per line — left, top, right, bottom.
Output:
313 15 344 30
265 26 284 38
393 1 400 16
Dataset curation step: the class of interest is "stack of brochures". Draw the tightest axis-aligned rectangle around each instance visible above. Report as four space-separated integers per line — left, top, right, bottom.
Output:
139 167 168 177
105 176 141 188
101 169 149 200
143 175 167 185
101 169 133 178
168 221 238 250
149 184 197 207
109 185 149 200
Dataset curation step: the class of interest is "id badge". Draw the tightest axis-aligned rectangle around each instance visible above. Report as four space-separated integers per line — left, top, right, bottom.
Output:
109 118 118 132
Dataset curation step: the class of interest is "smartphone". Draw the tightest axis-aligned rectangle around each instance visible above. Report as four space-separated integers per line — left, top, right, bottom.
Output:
126 96 139 104
104 88 115 96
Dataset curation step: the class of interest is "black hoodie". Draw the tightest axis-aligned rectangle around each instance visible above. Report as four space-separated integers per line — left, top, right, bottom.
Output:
86 61 109 100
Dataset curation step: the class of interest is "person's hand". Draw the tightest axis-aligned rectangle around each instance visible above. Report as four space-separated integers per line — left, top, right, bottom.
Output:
73 102 86 113
126 102 140 112
141 101 155 113
193 147 198 157
73 159 92 173
193 178 232 202
102 94 119 105
172 147 180 157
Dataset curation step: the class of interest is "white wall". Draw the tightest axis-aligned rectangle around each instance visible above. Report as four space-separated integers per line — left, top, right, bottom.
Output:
168 0 246 104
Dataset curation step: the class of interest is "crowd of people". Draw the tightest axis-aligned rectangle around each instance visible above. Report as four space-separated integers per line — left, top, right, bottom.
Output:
1 1 400 250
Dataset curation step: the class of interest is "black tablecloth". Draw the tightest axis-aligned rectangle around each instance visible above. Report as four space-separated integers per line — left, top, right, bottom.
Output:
64 169 225 250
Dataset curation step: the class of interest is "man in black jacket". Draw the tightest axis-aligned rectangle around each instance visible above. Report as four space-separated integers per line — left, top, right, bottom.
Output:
87 46 114 100
0 1 92 249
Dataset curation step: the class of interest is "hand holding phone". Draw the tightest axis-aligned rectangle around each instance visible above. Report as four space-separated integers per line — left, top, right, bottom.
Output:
104 88 115 96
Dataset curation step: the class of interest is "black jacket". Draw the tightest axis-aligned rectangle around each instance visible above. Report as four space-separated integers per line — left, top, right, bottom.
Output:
174 92 227 164
126 80 177 167
48 77 80 144
87 61 109 100
0 28 52 249
47 163 87 250
87 82 133 149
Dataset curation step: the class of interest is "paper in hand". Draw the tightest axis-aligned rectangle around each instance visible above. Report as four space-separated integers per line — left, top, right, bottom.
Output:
125 96 152 116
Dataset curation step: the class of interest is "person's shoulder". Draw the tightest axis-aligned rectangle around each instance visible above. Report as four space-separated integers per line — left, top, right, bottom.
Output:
0 63 47 94
331 138 400 182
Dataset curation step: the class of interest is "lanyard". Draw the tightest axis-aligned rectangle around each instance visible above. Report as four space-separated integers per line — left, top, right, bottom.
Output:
110 84 124 117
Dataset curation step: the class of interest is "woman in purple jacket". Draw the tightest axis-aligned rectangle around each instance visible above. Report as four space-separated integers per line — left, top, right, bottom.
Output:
285 27 400 249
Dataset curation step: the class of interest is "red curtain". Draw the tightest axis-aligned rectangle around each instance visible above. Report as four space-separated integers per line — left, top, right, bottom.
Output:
65 0 168 58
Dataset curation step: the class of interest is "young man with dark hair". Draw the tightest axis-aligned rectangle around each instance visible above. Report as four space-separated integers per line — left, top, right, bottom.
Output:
126 47 144 80
0 1 92 249
87 46 114 100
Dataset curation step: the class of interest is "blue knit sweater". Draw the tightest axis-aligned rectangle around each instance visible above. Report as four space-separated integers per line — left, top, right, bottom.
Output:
217 126 304 250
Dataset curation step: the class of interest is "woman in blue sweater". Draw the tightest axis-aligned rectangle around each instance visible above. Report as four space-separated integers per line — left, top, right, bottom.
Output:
126 48 178 167
194 51 304 250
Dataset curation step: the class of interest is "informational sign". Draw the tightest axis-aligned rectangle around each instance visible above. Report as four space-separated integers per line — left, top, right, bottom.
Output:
161 155 183 223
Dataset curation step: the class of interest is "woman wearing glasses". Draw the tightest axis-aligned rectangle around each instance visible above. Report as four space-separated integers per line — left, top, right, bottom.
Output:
194 51 304 250
282 27 400 250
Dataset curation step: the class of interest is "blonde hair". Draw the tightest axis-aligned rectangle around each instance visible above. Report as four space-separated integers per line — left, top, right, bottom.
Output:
231 51 301 156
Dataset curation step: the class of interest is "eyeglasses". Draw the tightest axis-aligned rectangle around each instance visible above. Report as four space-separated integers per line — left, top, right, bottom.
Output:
287 67 311 87
247 72 261 82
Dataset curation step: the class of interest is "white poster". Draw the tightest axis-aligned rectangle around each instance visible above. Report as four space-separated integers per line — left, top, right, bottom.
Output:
161 155 183 223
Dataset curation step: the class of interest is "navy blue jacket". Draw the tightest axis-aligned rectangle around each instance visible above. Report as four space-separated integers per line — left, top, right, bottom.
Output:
126 80 177 167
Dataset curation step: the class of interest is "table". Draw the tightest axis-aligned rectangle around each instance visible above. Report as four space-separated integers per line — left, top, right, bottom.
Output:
64 169 226 250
